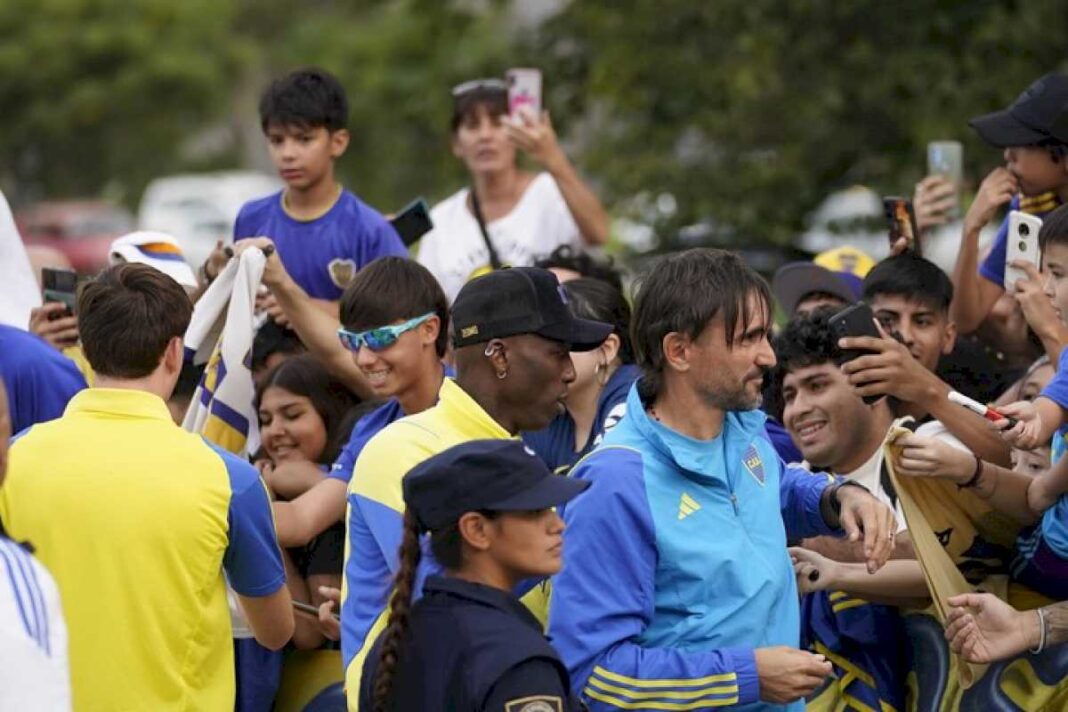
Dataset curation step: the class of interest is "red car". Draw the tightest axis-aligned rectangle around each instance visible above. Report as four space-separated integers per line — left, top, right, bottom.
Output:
17 200 134 274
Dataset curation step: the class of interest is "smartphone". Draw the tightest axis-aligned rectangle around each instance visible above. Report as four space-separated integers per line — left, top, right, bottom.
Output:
1004 211 1043 290
41 267 79 316
828 302 883 404
506 68 542 120
927 141 963 219
389 198 434 248
883 197 921 256
292 600 339 621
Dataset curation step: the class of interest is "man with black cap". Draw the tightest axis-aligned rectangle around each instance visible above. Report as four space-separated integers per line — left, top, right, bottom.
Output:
339 266 611 708
951 72 1068 338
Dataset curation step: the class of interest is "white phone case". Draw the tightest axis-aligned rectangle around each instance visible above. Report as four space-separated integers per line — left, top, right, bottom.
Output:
506 68 542 120
1004 210 1043 290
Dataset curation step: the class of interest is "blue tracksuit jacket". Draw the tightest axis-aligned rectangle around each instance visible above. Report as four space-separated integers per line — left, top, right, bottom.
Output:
549 384 840 711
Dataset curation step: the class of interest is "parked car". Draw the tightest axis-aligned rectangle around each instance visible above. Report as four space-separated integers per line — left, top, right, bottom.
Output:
138 171 282 268
16 200 135 273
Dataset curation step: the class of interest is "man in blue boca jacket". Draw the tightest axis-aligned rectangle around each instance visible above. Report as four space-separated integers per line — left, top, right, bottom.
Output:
549 248 898 711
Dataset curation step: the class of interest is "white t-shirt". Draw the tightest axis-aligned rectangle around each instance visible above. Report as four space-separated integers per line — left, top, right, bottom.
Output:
802 419 969 534
0 536 70 711
417 172 583 302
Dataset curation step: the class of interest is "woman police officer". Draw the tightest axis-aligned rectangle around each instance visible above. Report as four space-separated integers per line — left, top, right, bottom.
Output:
359 439 589 711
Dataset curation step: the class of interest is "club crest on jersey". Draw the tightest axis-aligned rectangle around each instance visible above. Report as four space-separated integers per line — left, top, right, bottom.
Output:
743 445 765 486
328 258 358 288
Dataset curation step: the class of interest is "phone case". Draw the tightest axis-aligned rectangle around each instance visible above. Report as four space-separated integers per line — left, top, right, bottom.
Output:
883 197 921 256
506 68 542 119
1004 211 1043 290
828 303 883 404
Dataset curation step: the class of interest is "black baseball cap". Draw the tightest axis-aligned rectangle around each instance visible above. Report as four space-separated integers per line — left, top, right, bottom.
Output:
772 262 861 315
451 267 612 351
402 439 590 532
969 73 1068 148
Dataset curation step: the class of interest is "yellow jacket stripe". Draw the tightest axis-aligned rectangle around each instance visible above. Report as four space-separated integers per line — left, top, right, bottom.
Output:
585 688 740 710
591 665 736 688
587 676 739 700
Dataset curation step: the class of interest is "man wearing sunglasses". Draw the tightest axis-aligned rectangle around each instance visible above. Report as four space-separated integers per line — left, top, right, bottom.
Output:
340 266 612 706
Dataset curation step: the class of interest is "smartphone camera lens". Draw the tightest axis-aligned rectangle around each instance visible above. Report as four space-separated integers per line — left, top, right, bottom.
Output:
1020 224 1030 237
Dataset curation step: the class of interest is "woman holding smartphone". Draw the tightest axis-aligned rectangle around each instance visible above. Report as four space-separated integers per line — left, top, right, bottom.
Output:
358 439 589 711
416 77 609 302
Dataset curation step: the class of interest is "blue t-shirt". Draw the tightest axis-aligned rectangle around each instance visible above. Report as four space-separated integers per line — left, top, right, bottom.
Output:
979 192 1061 287
234 189 407 300
522 364 640 473
0 325 86 433
328 399 406 484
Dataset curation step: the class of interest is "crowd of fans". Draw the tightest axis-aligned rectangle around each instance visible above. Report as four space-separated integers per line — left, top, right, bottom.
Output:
2 65 1068 712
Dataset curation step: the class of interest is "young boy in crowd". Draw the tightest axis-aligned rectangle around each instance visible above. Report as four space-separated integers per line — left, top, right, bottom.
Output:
216 68 406 319
1000 205 1068 459
841 253 1010 466
952 72 1068 336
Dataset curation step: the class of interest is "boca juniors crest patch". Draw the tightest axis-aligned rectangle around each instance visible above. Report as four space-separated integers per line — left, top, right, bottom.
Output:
328 258 358 288
743 445 765 486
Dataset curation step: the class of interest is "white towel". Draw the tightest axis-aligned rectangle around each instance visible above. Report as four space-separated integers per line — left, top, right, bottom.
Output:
182 248 266 458
182 247 269 639
0 190 42 328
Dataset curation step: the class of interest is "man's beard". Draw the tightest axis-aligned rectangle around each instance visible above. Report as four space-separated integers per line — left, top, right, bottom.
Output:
699 368 767 411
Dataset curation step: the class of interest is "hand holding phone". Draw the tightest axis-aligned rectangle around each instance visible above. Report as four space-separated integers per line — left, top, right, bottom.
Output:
292 599 339 622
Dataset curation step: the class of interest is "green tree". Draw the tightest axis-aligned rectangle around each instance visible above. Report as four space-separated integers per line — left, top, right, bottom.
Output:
537 0 1068 251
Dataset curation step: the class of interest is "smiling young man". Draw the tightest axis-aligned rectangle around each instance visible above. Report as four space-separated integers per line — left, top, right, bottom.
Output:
224 69 406 319
840 253 1011 467
548 249 896 712
341 267 612 708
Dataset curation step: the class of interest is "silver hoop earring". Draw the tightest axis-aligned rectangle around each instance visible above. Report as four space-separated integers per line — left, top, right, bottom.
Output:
496 370 508 380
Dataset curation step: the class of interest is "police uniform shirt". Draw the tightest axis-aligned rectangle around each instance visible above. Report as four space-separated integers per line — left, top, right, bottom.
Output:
359 576 581 711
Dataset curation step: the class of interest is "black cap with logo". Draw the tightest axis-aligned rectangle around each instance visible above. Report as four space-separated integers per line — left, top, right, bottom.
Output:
969 73 1068 148
451 267 612 351
402 439 590 533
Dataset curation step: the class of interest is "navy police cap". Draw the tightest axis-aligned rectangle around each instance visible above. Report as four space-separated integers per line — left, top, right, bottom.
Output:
401 439 590 532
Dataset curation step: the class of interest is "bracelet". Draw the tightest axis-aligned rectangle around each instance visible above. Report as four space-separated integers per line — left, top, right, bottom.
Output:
958 455 983 490
1030 608 1047 654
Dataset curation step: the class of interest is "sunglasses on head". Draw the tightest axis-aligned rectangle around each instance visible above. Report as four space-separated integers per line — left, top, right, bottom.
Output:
451 78 507 99
337 312 435 353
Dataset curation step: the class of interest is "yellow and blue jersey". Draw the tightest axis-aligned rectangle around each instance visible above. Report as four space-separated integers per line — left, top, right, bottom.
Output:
0 388 285 711
340 377 512 707
234 189 406 300
548 384 839 712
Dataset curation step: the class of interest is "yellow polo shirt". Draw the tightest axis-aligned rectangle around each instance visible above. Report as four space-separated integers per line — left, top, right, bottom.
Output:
0 388 285 711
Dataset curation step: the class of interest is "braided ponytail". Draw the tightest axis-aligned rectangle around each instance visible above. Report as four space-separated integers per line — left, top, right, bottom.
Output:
373 509 423 711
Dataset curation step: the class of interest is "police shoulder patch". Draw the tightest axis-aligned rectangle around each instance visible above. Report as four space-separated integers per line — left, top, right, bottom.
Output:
504 696 563 712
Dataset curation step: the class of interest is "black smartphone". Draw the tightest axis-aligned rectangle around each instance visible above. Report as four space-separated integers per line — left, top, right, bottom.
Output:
292 599 339 621
882 197 921 256
41 267 79 317
828 302 883 404
390 198 433 247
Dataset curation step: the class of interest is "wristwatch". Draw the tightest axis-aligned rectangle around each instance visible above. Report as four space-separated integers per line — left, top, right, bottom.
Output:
827 479 870 521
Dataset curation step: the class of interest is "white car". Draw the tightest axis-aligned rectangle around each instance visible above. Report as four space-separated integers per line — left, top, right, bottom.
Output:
138 171 283 268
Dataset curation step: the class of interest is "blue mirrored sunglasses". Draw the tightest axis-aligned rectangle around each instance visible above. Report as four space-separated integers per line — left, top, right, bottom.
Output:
337 312 435 353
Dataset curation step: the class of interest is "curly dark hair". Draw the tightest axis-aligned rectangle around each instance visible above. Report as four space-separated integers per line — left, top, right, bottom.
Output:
765 308 842 421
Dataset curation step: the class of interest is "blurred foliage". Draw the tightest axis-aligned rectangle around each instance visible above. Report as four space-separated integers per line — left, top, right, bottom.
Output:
1 0 1065 250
